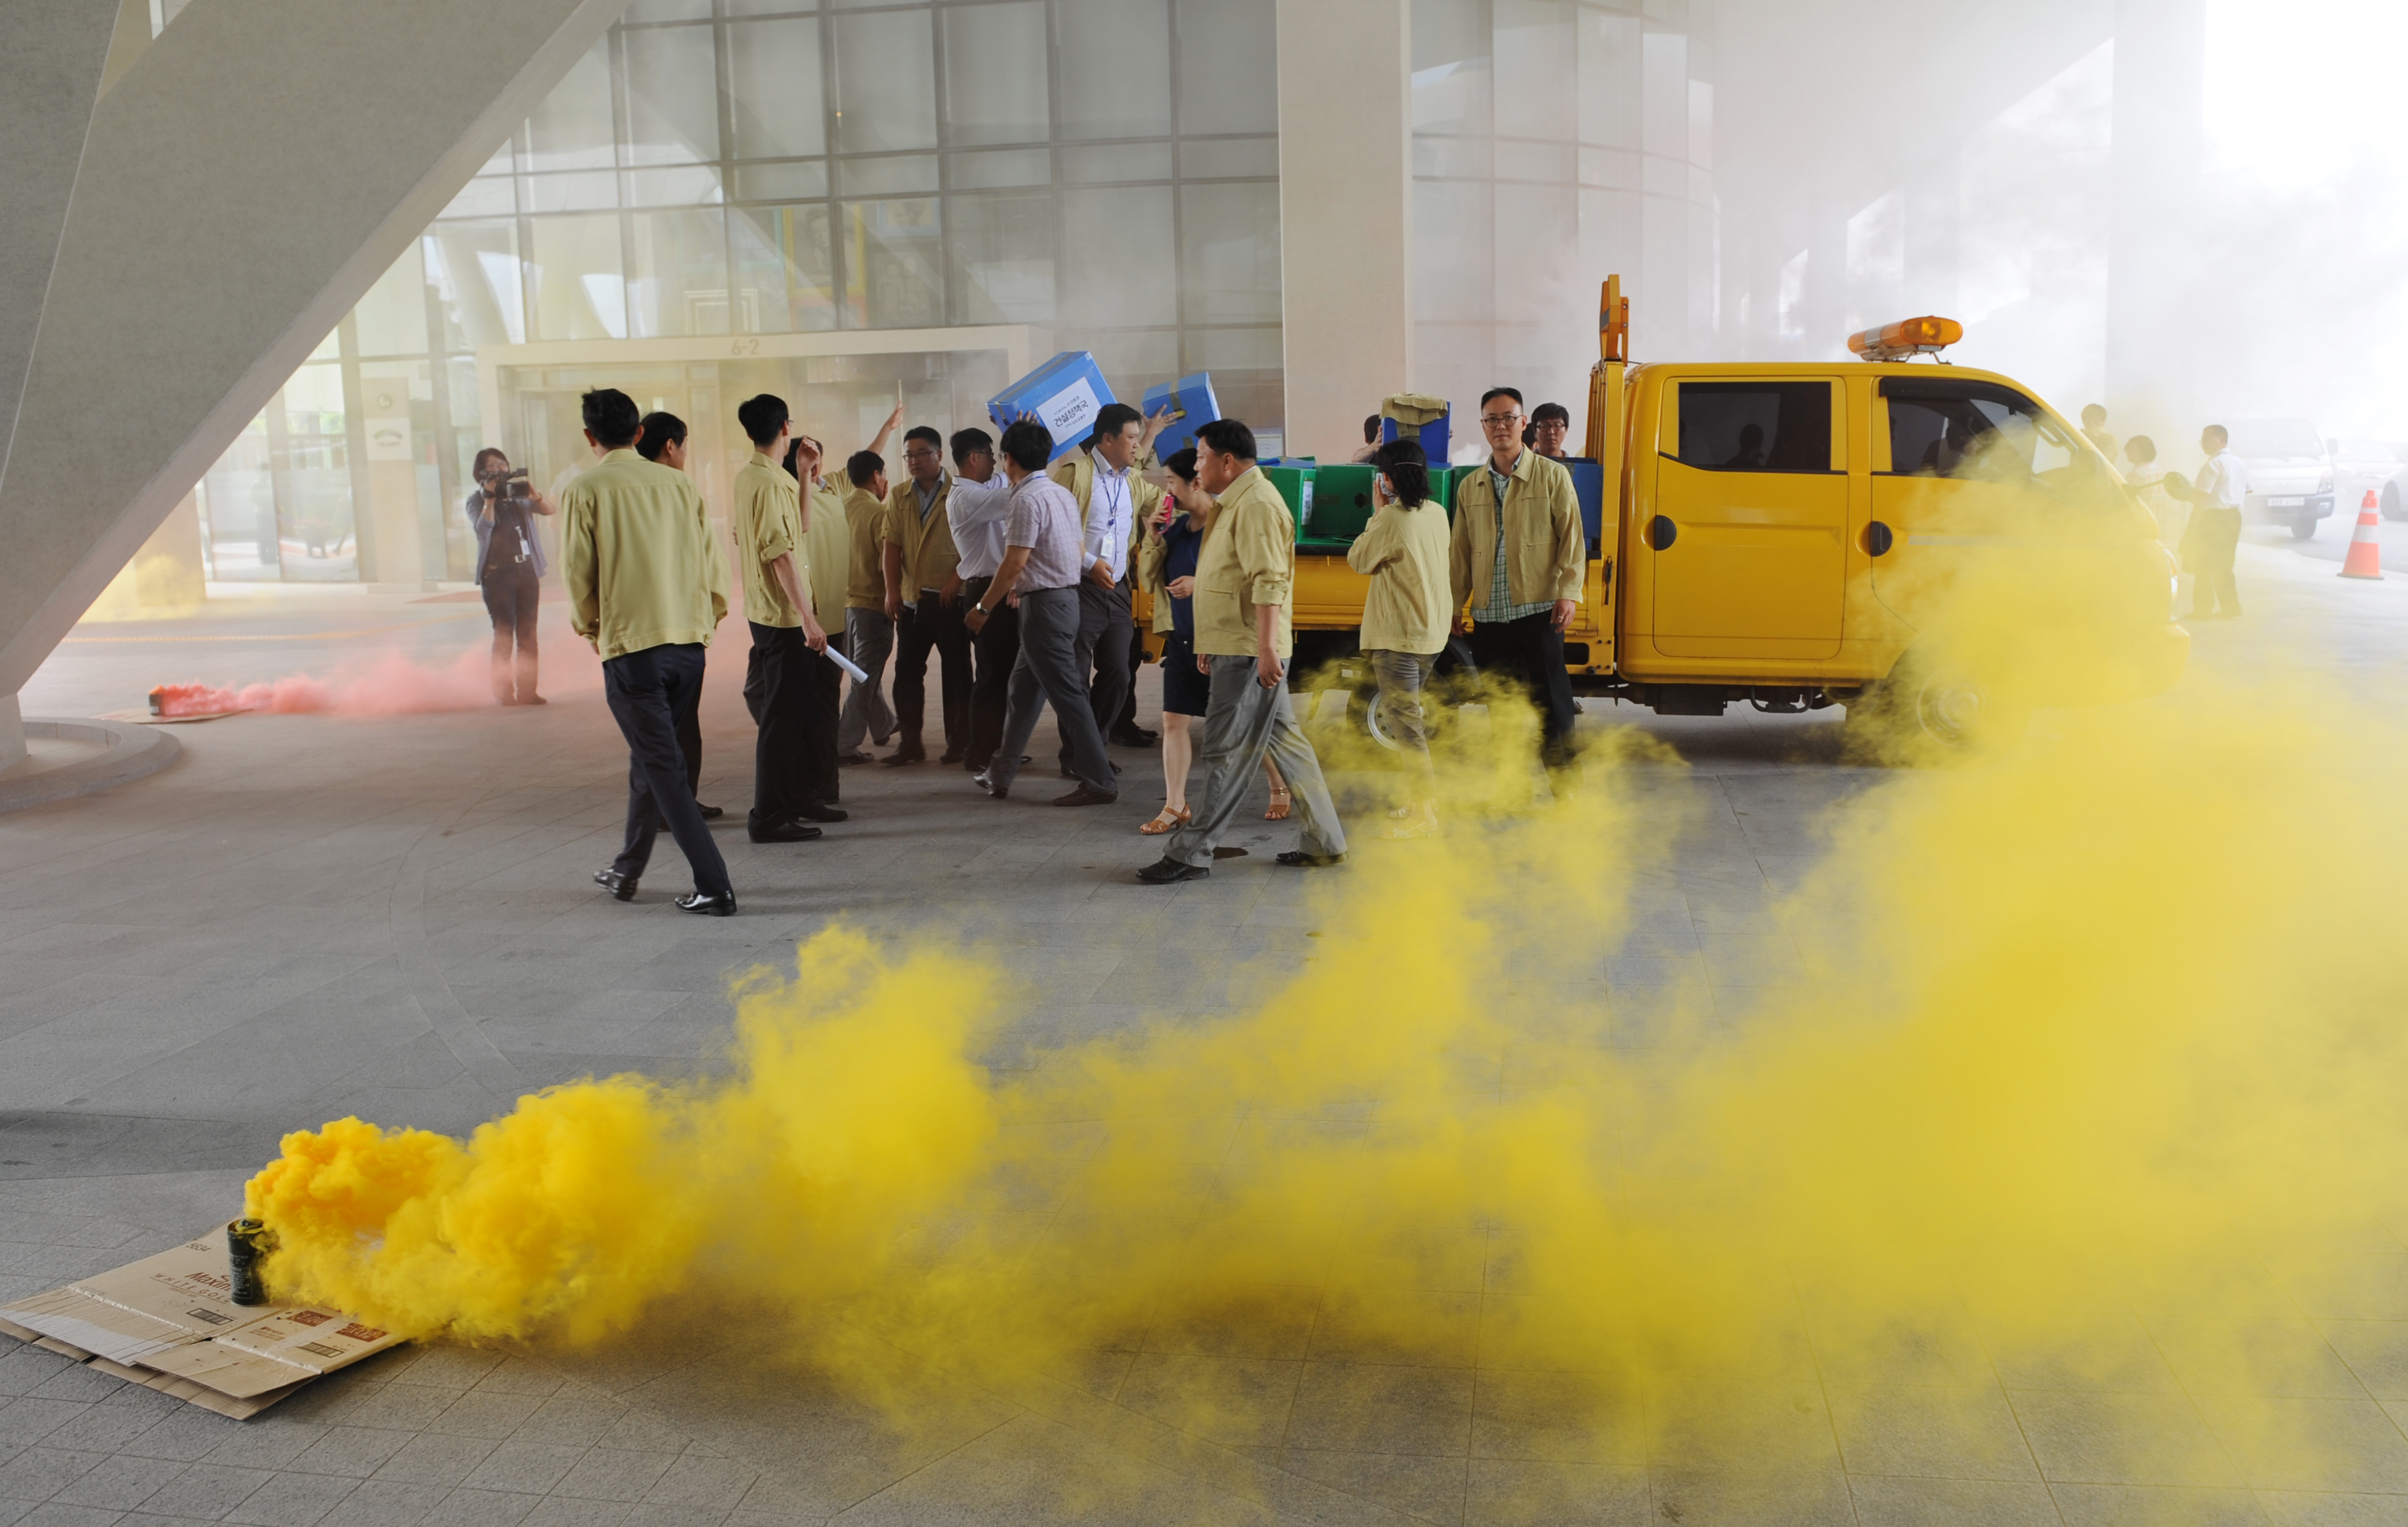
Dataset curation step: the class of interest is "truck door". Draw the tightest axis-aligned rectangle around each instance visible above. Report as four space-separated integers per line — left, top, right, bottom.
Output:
1649 379 1847 660
1869 376 2092 629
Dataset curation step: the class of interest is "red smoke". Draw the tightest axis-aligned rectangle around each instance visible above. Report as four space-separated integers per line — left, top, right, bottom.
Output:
147 648 558 718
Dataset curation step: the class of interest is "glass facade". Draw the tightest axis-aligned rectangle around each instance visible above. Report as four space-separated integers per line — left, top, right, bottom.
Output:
195 0 1284 584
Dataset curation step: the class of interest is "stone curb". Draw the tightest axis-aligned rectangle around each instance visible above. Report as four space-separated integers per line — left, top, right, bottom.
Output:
0 717 183 814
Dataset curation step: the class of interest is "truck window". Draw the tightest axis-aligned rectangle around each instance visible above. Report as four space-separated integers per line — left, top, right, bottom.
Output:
1672 382 1833 473
1883 377 2078 481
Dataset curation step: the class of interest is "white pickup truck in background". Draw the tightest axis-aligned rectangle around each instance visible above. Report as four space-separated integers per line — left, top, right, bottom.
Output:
2228 418 2336 538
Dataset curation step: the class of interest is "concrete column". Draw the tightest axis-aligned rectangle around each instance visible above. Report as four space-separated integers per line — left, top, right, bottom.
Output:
1275 0 1412 460
0 0 631 707
2106 0 2208 443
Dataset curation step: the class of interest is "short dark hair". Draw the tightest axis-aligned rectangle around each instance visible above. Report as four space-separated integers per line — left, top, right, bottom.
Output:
1363 414 1382 444
999 419 1054 472
736 394 789 448
1531 402 1570 427
1372 438 1429 508
903 425 943 453
1162 447 1198 484
472 447 508 481
582 389 641 449
949 426 994 468
1089 402 1142 445
1479 386 1524 412
2203 423 2228 446
1195 418 1256 462
846 450 885 488
2125 434 2156 464
635 412 688 461
2082 403 2108 425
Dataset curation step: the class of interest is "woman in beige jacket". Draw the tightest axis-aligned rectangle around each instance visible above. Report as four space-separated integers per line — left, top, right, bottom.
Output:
1345 438 1453 838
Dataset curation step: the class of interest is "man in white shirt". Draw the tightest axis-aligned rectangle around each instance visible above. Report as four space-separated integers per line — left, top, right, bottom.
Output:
1046 402 1165 776
2185 423 2246 619
945 426 1017 773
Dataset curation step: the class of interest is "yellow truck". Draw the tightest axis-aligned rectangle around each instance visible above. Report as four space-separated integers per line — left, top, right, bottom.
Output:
1269 278 2189 752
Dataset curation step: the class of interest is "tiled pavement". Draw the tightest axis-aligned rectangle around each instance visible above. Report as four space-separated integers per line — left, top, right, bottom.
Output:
5 541 2408 1525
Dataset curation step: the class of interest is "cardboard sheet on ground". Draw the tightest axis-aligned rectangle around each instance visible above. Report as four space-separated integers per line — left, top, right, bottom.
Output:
0 1233 402 1418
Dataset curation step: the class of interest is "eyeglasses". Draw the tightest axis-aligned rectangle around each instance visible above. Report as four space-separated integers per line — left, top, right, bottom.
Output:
1480 412 1523 427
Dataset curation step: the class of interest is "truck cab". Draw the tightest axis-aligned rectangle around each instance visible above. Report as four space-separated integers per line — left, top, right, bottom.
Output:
1275 283 2190 753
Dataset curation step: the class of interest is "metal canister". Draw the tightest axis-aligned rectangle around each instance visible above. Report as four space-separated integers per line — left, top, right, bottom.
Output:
226 1218 273 1305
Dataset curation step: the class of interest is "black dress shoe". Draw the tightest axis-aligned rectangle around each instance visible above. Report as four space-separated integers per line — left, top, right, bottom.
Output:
937 750 965 765
1110 728 1158 747
699 803 724 819
881 748 926 767
1053 785 1118 807
1136 856 1209 884
592 869 638 901
748 821 825 843
795 802 848 823
675 891 736 916
1275 849 1347 868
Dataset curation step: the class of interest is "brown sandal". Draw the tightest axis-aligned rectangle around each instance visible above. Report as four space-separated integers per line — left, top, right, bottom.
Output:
1140 805 1190 835
1264 783 1292 821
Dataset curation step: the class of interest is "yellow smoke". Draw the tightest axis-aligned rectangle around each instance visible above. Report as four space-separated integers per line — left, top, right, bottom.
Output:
244 654 2408 1484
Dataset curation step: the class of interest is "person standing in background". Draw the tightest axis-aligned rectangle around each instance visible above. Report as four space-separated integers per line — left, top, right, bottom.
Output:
2122 435 2190 612
880 426 971 765
836 449 897 764
1138 419 1346 883
1048 403 1163 777
2181 423 2245 619
1350 415 1383 464
945 426 1017 774
2081 404 2119 462
731 394 839 845
788 431 849 813
634 412 721 820
965 420 1118 806
1348 438 1451 839
465 448 556 707
1450 386 1585 781
563 388 735 915
1527 402 1571 460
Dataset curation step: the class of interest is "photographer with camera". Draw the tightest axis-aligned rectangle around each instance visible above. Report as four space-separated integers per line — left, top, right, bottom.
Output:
466 447 558 706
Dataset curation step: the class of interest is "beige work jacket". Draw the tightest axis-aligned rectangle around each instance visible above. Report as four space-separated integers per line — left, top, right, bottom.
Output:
1447 450 1586 613
1192 467 1292 660
562 449 729 660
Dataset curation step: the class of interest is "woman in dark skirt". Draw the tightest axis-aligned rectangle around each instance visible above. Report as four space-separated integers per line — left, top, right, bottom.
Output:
1136 449 1287 833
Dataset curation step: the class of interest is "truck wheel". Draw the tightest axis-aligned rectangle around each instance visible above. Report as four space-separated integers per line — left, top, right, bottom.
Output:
1853 656 2029 761
2291 514 2317 540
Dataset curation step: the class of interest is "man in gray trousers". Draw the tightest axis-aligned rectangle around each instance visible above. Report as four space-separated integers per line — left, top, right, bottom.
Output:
1138 418 1346 883
965 420 1119 807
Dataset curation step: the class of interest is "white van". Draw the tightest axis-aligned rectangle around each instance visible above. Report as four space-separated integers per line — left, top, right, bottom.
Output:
2227 418 2335 538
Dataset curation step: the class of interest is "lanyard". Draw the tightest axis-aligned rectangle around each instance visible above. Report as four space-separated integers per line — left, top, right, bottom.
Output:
1097 470 1128 558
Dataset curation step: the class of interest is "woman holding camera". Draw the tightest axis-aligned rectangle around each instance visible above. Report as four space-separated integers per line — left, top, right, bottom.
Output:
466 448 558 705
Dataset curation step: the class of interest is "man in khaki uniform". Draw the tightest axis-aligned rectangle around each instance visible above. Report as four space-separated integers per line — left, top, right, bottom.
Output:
562 388 735 915
1449 385 1585 773
1047 402 1166 773
732 394 838 846
1139 418 1346 883
879 426 970 764
836 450 897 761
794 435 853 796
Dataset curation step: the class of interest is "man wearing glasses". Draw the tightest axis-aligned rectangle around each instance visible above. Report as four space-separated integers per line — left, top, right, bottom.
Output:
1449 386 1585 779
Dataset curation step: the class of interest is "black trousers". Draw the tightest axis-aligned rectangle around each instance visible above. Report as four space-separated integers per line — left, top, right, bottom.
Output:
745 622 835 829
1062 576 1134 764
2182 506 2242 616
893 591 973 757
1112 623 1144 737
480 562 540 702
744 628 840 805
603 643 731 897
962 575 1020 771
1469 610 1579 769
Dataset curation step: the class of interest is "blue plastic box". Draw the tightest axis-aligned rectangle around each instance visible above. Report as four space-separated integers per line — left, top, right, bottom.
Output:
1381 403 1450 468
1563 457 1605 549
1140 372 1219 458
987 351 1114 462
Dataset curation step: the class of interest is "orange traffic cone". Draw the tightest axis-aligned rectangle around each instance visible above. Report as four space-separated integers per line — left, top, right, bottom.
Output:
2341 490 2383 580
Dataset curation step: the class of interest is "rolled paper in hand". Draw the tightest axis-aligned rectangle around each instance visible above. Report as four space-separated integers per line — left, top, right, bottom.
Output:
824 645 871 684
